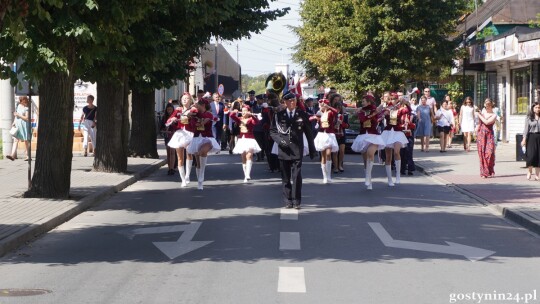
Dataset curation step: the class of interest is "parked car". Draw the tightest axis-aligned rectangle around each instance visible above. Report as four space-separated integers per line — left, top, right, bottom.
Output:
344 106 360 153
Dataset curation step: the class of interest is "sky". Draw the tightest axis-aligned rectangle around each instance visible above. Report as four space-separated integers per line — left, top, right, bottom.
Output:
221 0 303 77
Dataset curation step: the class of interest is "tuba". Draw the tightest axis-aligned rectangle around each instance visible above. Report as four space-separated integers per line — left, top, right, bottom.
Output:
265 72 286 98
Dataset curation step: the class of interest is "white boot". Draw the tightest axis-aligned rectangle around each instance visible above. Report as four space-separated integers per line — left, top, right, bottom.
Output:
185 159 192 184
198 157 207 190
179 166 187 188
366 160 373 190
321 164 328 184
195 167 200 188
326 161 333 182
385 165 394 187
395 160 401 184
246 160 252 181
242 163 248 183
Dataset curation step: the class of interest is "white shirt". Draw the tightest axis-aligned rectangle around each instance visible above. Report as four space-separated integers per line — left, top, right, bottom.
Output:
436 108 454 127
286 109 295 119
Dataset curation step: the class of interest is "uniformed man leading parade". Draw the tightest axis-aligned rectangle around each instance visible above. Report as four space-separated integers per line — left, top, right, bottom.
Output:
270 92 316 209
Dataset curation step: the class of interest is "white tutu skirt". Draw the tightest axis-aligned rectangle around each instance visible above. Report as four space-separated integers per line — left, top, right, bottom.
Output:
271 134 309 156
381 129 409 148
351 133 385 153
233 137 261 154
186 135 221 155
314 132 338 152
167 129 194 149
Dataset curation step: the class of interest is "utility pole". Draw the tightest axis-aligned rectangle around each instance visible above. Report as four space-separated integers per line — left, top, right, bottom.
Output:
215 36 219 94
237 44 241 94
462 13 467 105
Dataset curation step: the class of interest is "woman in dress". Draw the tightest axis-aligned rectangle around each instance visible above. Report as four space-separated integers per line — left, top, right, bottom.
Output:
351 95 386 190
167 93 195 187
311 98 339 183
6 96 31 161
475 98 497 178
381 94 409 186
161 103 176 175
229 105 261 183
435 100 455 153
329 94 349 173
415 95 434 152
521 102 540 180
186 99 221 190
460 96 476 152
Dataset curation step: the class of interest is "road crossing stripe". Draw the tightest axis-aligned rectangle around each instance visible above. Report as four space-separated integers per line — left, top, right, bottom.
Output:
280 208 299 220
278 267 306 293
280 232 301 250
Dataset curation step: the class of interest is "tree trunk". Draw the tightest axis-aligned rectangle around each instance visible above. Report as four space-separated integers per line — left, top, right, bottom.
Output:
128 89 158 158
26 71 74 198
93 71 129 173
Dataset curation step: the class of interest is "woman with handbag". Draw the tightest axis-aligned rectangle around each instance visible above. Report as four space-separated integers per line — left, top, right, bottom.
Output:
7 96 32 161
77 95 97 157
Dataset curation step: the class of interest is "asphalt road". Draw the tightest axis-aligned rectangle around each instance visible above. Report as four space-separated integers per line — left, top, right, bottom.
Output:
1 154 539 304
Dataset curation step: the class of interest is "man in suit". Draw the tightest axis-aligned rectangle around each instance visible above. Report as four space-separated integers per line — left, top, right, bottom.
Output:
270 92 316 209
210 93 225 148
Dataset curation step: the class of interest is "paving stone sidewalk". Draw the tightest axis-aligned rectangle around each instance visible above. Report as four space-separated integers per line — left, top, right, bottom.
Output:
0 146 166 257
414 140 540 235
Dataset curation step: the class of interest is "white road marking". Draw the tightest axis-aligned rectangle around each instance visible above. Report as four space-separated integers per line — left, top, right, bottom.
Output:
368 222 495 262
280 232 301 250
280 208 299 220
278 267 306 293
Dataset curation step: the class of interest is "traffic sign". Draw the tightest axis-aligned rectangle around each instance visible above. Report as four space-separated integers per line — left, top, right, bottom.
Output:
218 84 224 95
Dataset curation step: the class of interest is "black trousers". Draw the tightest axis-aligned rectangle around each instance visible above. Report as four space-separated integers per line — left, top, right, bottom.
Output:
254 131 266 160
280 159 303 205
400 136 415 172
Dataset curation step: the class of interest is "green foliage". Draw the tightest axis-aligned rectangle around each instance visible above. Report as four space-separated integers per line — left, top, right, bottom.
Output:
294 0 469 97
529 13 540 28
241 74 267 95
476 27 495 39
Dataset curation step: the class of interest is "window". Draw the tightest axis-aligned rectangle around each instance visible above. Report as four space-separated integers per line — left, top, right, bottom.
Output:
477 72 498 107
512 67 530 115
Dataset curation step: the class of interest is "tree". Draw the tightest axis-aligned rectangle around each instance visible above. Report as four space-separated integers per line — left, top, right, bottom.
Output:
293 0 469 96
99 0 289 164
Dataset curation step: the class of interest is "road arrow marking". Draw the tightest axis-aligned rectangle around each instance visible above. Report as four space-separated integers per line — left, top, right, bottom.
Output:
119 222 213 259
368 222 495 262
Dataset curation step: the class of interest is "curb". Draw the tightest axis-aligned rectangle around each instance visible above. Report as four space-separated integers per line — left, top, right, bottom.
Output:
0 158 166 257
415 162 540 236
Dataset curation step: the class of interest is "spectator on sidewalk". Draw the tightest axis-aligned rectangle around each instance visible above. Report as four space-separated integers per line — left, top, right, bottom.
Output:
475 98 497 178
434 100 454 153
415 95 434 152
77 95 97 157
460 96 475 152
521 102 540 181
447 99 458 149
6 96 31 161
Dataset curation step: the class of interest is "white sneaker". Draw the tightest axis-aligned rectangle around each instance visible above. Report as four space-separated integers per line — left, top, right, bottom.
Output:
244 178 248 183
367 184 372 190
181 182 187 188
197 182 203 190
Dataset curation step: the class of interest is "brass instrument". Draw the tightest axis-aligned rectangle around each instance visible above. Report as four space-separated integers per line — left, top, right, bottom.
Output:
265 72 286 98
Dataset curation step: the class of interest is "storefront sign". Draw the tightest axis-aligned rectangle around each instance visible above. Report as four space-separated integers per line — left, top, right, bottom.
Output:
518 39 540 61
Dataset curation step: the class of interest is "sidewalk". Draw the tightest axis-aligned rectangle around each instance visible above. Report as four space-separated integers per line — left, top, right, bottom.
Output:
0 145 166 257
414 139 540 235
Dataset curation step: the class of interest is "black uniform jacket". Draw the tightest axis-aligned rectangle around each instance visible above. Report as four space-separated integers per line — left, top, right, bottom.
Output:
270 109 316 161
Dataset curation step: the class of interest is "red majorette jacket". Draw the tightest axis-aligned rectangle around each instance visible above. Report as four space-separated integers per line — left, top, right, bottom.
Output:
310 107 338 133
383 104 404 131
358 105 379 135
167 107 195 132
229 112 259 139
190 111 214 137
